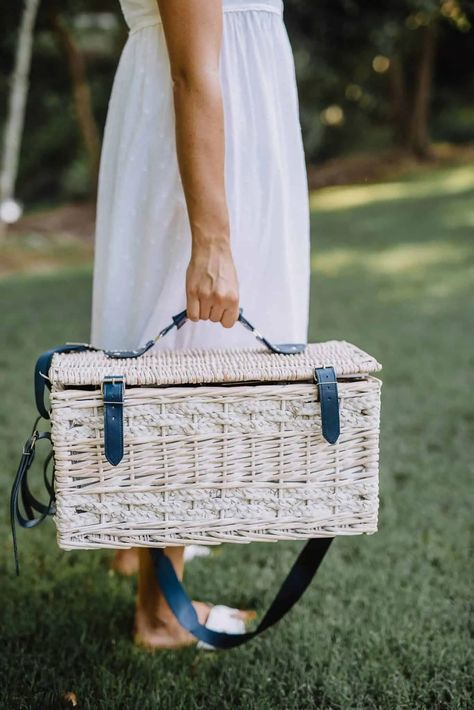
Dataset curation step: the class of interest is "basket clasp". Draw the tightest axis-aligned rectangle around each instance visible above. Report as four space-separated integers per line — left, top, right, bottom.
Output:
101 375 125 466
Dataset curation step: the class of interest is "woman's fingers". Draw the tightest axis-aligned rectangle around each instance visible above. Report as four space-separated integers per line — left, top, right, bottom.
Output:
221 307 239 328
186 290 200 322
186 291 238 325
199 299 213 321
208 302 225 323
204 298 238 325
187 297 238 328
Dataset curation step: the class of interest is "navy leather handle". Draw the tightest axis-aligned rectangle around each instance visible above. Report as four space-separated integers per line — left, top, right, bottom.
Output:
33 309 305 419
235 310 306 355
150 537 333 649
103 309 306 359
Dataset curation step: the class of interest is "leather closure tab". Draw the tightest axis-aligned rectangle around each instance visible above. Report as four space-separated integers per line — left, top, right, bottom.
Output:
314 366 340 444
102 375 125 466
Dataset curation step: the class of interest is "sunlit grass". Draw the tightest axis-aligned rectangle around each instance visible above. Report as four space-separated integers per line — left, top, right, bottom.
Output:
310 165 474 212
312 241 470 277
308 163 474 311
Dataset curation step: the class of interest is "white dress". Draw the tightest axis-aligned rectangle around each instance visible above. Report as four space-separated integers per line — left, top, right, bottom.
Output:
90 0 310 352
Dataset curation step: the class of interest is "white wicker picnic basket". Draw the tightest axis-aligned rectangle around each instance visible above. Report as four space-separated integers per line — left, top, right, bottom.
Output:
38 311 383 551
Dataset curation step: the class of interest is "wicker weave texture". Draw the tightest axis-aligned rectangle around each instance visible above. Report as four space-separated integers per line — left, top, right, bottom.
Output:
50 378 382 550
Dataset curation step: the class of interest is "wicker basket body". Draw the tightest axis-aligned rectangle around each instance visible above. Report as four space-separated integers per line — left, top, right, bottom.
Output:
48 342 382 550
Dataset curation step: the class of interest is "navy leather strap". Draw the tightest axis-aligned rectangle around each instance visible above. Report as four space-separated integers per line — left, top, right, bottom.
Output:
35 343 96 420
314 367 340 444
103 309 306 359
235 310 306 355
150 537 333 649
102 376 125 466
10 419 55 575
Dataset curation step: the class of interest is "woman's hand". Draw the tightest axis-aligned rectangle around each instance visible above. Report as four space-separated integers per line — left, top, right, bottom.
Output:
186 242 239 328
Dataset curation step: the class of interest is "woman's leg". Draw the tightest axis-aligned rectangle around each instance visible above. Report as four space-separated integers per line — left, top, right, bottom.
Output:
133 546 254 649
133 546 212 649
112 548 139 576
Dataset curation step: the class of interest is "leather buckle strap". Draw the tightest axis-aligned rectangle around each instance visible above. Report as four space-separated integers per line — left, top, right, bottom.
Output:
102 375 125 466
314 366 340 444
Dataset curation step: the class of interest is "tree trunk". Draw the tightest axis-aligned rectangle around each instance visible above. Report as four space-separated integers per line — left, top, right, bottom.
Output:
0 0 41 238
48 4 101 193
388 53 410 147
409 19 438 158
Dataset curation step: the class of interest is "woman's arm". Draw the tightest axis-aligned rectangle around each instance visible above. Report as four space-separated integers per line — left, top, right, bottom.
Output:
157 0 239 328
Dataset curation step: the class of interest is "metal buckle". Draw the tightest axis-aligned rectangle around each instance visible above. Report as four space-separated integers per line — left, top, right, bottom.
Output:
22 430 39 456
100 375 125 395
313 367 338 386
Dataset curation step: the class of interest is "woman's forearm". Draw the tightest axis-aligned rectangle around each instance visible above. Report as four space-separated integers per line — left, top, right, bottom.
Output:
172 69 230 251
157 0 239 327
157 0 230 251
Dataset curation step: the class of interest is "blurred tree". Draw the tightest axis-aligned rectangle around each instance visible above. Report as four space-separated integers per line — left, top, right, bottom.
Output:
284 0 473 159
386 4 440 156
0 0 472 206
47 0 100 191
0 0 125 206
380 0 472 156
0 0 40 237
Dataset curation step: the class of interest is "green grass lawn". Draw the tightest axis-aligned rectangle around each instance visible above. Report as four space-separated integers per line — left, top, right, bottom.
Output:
0 165 472 710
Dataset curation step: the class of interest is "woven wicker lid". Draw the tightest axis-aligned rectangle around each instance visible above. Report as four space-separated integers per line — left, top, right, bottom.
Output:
49 341 381 388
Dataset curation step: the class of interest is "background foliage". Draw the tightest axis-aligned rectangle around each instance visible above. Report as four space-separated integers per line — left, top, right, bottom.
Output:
0 0 473 205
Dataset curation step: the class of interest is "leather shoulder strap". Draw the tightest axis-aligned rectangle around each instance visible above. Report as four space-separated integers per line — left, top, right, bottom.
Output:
150 537 333 649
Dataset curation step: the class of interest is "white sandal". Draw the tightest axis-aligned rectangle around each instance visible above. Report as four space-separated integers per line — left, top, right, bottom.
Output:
196 604 247 651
